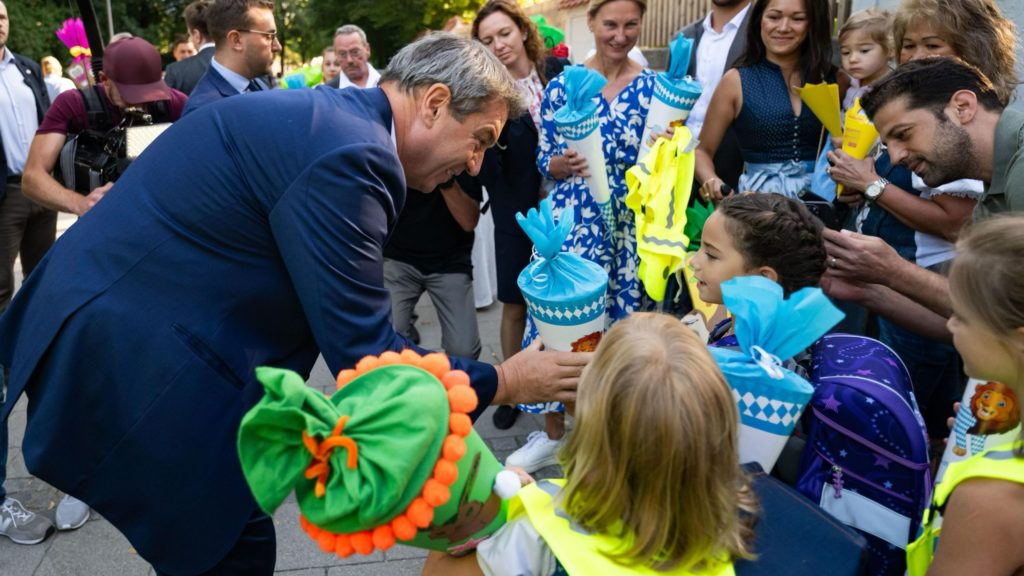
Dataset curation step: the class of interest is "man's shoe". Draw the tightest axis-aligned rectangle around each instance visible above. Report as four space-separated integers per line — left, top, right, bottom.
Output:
0 497 54 545
505 431 560 473
55 494 90 531
492 405 520 430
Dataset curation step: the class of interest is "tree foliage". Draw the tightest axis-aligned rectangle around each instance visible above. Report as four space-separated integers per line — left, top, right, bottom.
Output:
5 0 484 68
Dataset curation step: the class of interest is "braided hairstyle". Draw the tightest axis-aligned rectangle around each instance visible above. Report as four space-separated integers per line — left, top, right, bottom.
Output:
718 194 827 297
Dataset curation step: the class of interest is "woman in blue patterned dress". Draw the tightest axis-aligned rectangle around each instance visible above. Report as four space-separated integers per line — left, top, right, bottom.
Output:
506 0 654 473
695 0 836 203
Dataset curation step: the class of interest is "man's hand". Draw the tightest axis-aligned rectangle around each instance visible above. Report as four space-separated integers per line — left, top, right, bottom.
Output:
826 149 878 193
820 270 869 303
494 339 591 405
823 228 904 286
76 182 114 216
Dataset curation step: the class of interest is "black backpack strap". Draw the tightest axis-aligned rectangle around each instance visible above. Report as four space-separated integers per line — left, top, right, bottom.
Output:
79 86 112 132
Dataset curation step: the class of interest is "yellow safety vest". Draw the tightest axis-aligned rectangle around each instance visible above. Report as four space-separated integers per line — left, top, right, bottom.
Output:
624 127 697 302
906 442 1024 576
511 479 735 576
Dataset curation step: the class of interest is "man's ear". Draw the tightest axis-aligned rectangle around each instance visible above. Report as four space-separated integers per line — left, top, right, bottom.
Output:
949 90 979 125
227 30 243 51
419 83 452 129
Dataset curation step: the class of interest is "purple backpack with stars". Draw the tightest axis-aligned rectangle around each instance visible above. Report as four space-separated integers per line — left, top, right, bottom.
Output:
795 334 931 576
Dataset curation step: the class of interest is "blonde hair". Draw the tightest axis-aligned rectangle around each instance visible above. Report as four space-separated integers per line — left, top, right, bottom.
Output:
894 0 1019 104
559 313 757 570
839 9 893 55
588 0 647 18
40 56 63 76
950 215 1024 449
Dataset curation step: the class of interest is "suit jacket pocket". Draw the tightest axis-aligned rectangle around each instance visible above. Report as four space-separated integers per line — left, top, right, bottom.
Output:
171 323 247 390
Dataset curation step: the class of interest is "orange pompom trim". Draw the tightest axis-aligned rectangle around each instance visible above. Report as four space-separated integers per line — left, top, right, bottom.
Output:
298 349 479 556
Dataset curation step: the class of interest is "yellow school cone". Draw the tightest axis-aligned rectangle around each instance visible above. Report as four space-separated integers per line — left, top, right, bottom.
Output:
837 98 880 196
795 82 842 137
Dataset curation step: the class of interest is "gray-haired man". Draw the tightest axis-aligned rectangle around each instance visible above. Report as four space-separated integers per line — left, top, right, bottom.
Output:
329 24 379 89
0 33 589 574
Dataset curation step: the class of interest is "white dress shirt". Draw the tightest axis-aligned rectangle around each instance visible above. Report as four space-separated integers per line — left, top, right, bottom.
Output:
337 63 380 90
686 3 751 139
0 48 41 175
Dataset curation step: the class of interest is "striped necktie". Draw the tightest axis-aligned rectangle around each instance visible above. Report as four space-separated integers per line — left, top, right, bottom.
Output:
247 79 263 93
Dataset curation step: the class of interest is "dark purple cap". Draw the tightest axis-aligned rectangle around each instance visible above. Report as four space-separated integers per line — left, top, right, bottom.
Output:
103 37 171 104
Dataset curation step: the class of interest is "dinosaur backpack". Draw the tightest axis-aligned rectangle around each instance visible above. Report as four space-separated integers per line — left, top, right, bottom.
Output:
795 334 931 576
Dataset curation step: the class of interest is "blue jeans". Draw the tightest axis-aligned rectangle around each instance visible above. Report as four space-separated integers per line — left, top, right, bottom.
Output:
878 318 962 439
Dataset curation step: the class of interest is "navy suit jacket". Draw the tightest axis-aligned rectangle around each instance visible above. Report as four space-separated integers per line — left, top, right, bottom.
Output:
0 52 50 202
182 63 240 116
0 87 498 573
164 45 215 96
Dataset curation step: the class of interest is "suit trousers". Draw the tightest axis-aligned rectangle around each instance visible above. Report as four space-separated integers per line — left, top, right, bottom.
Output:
383 259 481 360
154 508 275 576
0 180 57 313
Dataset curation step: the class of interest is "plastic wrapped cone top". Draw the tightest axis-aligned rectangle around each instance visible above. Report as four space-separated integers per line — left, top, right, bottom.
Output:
710 276 844 471
625 126 697 301
237 352 506 556
553 67 613 217
796 82 842 137
517 199 609 351
639 35 703 159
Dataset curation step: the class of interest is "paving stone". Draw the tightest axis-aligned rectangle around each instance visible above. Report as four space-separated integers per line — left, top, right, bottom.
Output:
327 558 426 576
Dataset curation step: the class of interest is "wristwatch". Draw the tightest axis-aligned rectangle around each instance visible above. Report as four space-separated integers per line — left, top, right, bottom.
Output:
864 177 890 202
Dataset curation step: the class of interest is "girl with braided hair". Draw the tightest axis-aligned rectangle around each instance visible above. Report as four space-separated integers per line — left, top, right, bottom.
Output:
689 193 827 345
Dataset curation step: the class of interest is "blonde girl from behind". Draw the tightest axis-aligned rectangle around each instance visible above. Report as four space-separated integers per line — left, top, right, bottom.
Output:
906 215 1024 575
424 312 757 575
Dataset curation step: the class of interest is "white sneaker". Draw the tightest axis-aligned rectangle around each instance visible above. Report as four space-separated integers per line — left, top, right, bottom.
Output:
55 494 90 531
505 431 560 473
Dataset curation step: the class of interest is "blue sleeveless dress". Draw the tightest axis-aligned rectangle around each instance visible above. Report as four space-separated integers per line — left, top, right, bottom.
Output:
733 61 823 197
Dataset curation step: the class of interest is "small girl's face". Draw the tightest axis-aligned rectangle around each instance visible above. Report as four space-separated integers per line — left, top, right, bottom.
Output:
947 305 1023 389
899 20 956 65
840 29 890 85
690 212 757 305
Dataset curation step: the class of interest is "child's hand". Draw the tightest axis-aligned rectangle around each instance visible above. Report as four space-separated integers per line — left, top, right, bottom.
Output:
505 465 535 487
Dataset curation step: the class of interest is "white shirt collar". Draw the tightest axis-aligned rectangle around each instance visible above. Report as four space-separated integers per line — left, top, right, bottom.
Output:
0 47 14 66
702 3 751 35
210 56 251 94
198 42 215 52
337 63 380 90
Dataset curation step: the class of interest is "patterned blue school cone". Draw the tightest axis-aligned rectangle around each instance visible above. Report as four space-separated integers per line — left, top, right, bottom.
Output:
638 35 703 161
516 199 609 352
553 67 614 236
710 276 844 472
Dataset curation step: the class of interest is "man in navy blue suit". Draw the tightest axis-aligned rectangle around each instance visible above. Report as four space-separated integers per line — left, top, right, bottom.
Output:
0 33 587 575
183 0 280 116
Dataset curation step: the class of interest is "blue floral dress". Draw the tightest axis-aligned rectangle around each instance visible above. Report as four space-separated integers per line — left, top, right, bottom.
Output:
519 66 656 414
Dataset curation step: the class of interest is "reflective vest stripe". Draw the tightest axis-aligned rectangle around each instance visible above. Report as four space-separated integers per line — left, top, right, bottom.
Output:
510 479 734 576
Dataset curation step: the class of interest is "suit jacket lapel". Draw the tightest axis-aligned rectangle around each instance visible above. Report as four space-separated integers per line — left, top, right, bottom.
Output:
14 56 49 121
725 10 751 70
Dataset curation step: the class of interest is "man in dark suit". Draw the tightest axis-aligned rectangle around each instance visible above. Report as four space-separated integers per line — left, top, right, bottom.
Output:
183 0 280 115
676 0 751 192
0 34 585 574
164 0 215 96
0 0 58 546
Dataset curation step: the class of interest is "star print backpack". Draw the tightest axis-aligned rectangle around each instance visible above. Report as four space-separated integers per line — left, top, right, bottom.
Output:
795 334 932 576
